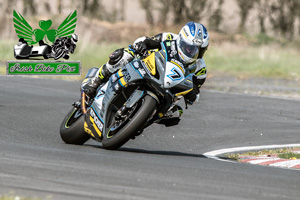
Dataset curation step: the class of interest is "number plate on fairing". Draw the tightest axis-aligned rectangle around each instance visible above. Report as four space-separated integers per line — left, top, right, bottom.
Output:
164 62 185 88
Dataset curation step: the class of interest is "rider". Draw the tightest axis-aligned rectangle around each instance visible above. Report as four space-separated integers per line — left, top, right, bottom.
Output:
81 22 209 124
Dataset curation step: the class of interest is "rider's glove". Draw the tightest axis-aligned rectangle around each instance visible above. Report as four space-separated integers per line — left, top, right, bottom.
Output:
81 77 103 98
185 83 200 104
134 41 148 56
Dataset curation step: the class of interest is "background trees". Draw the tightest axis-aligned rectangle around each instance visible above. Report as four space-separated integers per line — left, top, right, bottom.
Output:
138 0 300 39
0 0 300 39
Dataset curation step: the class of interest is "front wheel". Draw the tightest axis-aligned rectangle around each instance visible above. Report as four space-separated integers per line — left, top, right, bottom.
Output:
102 95 157 150
60 107 91 145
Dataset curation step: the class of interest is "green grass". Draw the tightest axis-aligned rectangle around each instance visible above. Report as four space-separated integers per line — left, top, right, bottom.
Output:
226 148 300 161
205 42 300 80
0 40 15 62
278 152 300 159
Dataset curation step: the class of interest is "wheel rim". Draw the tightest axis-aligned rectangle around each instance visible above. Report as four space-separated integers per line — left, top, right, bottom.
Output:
65 108 82 128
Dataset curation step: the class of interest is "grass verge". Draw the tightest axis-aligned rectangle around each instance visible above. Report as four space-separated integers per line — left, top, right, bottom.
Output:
226 147 300 161
206 42 300 81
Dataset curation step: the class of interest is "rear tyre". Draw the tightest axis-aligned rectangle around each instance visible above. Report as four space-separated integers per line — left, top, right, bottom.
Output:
102 95 157 150
60 107 90 145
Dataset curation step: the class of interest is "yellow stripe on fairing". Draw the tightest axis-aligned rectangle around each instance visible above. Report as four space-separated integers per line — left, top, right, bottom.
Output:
175 88 193 97
170 61 185 74
89 116 102 137
84 121 95 137
158 52 165 59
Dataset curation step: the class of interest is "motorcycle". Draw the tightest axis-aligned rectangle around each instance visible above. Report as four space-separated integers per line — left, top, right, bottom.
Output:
60 41 195 150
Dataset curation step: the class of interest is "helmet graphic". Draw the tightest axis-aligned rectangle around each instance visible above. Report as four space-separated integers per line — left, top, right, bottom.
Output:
177 22 209 64
71 34 78 43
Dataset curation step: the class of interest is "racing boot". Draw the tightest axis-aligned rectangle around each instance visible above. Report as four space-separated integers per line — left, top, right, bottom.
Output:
81 65 112 98
158 105 183 127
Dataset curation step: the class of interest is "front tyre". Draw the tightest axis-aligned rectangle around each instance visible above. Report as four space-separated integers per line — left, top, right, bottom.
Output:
102 95 157 150
60 107 90 145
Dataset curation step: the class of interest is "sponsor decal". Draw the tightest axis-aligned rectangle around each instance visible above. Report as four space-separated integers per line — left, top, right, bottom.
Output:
122 69 131 82
133 61 140 69
138 68 147 77
170 41 177 57
113 59 127 69
143 53 156 75
183 28 189 37
130 62 146 78
90 108 104 132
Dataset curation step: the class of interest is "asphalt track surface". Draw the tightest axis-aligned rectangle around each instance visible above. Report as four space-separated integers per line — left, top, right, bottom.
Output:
0 76 299 200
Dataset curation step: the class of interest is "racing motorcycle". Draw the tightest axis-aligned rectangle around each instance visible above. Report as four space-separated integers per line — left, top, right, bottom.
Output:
60 41 195 150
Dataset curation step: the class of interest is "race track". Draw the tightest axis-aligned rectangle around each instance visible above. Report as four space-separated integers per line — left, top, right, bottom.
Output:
0 76 299 200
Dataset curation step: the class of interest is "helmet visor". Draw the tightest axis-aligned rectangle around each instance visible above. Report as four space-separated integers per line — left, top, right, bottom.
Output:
178 38 199 60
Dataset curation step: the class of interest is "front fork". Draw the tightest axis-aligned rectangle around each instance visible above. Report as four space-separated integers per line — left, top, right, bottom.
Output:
79 90 94 115
81 91 87 114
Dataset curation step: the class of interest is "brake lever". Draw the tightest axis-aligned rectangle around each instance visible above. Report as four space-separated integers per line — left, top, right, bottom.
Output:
128 44 148 57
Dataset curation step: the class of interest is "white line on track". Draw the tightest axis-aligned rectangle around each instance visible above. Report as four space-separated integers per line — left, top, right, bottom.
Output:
206 89 300 102
203 144 300 163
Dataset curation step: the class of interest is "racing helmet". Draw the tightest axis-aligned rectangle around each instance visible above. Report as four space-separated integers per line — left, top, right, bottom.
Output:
71 34 78 44
177 22 209 64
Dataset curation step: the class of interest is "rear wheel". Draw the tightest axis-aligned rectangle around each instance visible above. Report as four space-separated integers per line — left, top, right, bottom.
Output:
102 95 157 150
60 107 90 145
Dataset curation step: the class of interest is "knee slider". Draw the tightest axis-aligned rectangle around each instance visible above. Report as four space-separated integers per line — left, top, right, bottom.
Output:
108 48 124 65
